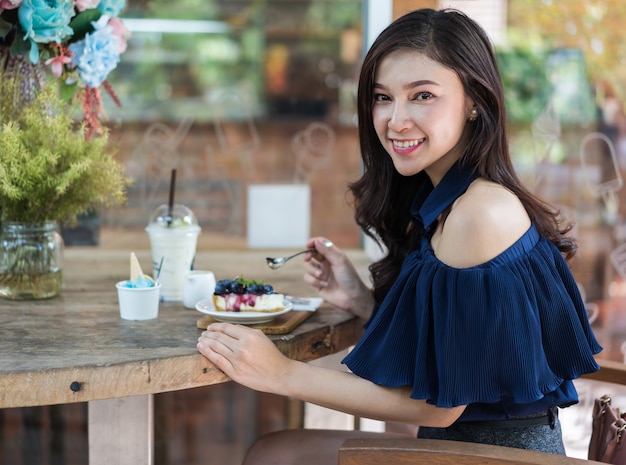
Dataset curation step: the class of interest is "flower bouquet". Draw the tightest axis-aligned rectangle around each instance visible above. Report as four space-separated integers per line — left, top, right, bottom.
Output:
0 0 131 299
0 0 131 138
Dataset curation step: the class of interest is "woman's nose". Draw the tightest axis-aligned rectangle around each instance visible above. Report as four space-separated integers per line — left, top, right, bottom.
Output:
388 105 413 132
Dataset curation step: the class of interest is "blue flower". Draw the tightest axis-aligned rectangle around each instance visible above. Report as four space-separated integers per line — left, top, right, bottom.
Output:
97 0 126 17
69 16 120 88
18 0 75 63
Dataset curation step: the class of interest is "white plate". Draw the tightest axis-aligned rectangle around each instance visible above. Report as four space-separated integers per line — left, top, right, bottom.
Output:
195 298 293 324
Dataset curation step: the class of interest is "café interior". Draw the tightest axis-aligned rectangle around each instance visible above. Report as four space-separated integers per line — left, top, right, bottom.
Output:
3 0 626 464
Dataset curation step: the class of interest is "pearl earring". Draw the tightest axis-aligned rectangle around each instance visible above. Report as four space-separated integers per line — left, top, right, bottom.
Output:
469 108 478 121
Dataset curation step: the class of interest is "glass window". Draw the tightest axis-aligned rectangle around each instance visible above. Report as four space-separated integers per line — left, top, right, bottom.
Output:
502 1 624 305
103 0 364 246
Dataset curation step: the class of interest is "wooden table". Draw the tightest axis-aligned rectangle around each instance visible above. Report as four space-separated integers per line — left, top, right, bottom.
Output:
0 248 368 465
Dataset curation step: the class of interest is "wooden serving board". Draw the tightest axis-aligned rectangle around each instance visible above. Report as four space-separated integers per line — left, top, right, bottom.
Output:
196 310 313 335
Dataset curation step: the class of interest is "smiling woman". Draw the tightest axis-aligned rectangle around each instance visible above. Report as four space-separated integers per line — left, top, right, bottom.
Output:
196 8 601 465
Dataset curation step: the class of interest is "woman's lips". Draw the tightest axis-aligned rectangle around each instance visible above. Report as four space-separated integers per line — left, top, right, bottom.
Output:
391 138 425 154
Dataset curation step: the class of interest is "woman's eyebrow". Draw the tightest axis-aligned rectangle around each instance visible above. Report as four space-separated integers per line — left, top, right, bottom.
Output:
372 80 439 90
405 79 438 89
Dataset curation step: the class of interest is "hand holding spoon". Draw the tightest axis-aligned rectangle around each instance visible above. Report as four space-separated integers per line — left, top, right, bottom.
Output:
266 248 315 270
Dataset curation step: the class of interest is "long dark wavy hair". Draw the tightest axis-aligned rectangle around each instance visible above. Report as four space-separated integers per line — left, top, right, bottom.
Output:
349 8 576 305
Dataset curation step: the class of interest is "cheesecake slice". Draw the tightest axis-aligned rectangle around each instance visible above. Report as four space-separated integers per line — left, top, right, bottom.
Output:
212 277 285 313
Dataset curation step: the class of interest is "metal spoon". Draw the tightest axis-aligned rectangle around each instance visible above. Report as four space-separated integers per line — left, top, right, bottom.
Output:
266 248 316 270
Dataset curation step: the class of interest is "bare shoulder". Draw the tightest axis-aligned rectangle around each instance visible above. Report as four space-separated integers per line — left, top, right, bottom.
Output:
433 178 531 268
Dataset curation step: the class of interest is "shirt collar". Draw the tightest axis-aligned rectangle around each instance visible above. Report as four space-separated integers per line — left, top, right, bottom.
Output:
410 162 477 234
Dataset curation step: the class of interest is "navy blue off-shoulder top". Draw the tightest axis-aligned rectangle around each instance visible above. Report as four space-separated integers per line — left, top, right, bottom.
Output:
342 162 602 422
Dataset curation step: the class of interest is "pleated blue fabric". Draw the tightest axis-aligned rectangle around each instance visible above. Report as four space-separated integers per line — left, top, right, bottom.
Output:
342 162 602 421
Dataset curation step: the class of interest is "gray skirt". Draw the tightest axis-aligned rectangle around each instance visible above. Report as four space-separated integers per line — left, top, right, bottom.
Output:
417 410 566 455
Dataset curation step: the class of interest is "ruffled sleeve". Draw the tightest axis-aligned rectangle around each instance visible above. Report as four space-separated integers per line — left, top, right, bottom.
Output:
342 225 602 408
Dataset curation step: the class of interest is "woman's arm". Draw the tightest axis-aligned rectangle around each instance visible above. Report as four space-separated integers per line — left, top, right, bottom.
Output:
197 322 465 427
282 361 465 427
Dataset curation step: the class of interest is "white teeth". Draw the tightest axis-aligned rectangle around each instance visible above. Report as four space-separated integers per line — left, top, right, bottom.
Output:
393 139 424 148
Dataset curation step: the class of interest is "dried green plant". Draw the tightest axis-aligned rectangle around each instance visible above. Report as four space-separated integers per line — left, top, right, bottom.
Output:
0 74 129 226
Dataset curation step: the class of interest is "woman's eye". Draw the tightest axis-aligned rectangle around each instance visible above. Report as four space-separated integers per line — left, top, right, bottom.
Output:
374 93 390 102
415 91 433 101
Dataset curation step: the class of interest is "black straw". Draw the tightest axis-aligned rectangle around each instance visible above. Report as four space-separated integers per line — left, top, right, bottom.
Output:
167 168 176 227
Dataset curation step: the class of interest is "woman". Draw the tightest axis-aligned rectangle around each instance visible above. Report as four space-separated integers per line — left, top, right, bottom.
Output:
197 8 601 463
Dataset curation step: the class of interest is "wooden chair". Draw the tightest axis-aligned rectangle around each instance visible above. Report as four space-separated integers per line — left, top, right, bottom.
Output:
338 358 626 465
338 437 605 464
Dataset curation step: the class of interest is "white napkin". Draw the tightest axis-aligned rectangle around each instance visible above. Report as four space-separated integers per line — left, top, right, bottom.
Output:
286 296 324 312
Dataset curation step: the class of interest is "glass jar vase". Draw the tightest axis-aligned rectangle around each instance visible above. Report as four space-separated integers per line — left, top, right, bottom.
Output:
0 221 64 300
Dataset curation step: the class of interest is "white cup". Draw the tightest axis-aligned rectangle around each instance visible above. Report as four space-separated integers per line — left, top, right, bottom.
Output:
116 281 161 320
183 270 216 309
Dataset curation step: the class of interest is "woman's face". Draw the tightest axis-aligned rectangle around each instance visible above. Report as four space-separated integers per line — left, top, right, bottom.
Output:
372 49 475 185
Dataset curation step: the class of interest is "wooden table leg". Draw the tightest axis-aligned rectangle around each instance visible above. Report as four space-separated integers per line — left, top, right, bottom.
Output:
88 395 154 465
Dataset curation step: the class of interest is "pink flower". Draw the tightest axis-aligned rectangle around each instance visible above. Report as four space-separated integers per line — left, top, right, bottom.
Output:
107 16 131 53
45 45 74 78
75 0 100 12
0 0 22 9
45 55 73 78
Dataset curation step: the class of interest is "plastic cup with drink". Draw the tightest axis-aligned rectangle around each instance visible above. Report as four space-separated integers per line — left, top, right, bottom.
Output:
146 203 201 301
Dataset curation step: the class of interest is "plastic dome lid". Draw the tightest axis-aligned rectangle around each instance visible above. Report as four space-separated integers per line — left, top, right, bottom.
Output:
146 204 200 229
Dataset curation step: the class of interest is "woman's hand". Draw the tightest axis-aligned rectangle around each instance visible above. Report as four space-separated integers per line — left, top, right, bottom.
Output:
197 322 293 394
303 237 374 319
